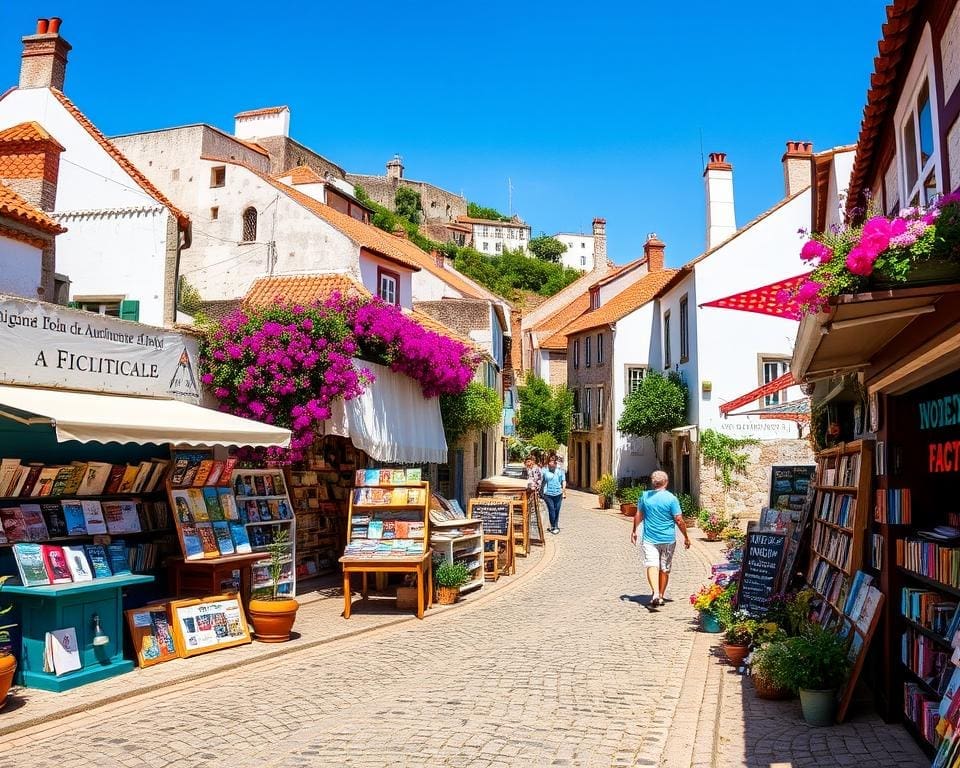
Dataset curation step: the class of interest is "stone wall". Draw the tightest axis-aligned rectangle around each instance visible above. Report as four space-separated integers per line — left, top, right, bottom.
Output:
697 438 814 524
344 173 467 223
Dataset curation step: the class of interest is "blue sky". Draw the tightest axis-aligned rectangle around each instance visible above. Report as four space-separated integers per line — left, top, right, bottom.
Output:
0 2 887 267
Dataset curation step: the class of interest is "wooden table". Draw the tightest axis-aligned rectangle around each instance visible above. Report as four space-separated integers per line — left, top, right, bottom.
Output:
339 551 433 619
167 553 266 604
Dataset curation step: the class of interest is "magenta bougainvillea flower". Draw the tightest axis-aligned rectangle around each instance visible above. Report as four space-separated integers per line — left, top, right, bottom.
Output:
799 239 832 264
199 293 480 461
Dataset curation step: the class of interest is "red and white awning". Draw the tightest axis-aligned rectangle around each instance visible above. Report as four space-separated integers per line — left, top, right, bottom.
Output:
700 273 812 319
719 372 796 416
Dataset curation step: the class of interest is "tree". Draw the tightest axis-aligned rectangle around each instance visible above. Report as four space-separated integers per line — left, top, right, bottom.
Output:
617 372 688 463
517 375 574 444
467 202 509 221
394 187 422 225
177 275 203 314
440 382 502 443
527 234 567 263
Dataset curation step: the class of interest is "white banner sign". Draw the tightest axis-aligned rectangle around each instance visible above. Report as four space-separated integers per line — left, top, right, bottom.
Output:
0 297 201 403
711 418 799 441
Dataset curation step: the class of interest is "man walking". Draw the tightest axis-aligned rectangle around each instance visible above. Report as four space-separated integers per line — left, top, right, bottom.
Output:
630 470 690 609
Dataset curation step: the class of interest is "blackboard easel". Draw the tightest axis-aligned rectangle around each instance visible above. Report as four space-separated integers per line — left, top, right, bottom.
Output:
468 498 514 578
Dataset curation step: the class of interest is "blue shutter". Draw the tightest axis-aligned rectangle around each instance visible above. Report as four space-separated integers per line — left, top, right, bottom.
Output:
119 300 140 321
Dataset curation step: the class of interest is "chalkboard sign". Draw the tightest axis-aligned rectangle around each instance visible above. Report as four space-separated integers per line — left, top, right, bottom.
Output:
467 498 511 537
737 532 787 616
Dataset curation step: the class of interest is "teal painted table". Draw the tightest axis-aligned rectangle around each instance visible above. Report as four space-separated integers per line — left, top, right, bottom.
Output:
5 573 155 692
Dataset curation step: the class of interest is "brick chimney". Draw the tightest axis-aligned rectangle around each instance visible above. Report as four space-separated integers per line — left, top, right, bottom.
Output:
643 232 665 272
392 224 408 240
704 152 736 250
431 249 445 269
386 155 404 182
782 140 813 197
0 122 64 211
19 18 71 91
591 217 607 271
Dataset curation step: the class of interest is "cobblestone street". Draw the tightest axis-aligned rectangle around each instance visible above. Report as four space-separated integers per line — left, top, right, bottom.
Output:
0 491 929 767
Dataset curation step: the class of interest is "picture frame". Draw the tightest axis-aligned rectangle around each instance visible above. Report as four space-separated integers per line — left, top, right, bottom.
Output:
168 595 251 658
125 604 179 668
868 391 881 433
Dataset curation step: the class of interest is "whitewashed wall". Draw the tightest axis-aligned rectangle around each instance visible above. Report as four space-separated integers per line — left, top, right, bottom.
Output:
0 237 42 298
358 252 413 309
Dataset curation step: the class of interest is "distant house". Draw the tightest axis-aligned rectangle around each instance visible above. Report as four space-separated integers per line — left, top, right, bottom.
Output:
552 231 595 271
456 215 531 255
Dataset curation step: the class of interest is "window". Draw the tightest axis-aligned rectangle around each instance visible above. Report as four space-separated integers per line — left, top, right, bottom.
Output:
585 336 592 367
900 78 938 206
518 230 526 240
171 168 180 181
241 207 257 242
597 386 604 425
760 357 790 406
495 227 503 238
584 387 592 425
481 226 490 237
73 296 138 321
210 166 225 187
627 366 645 393
210 206 219 220
679 294 689 362
378 267 400 306
482 242 489 252
597 333 603 365
590 288 600 310
597 444 602 477
581 241 586 248
581 254 586 267
572 389 579 413
664 311 672 369
573 339 580 369
495 242 502 253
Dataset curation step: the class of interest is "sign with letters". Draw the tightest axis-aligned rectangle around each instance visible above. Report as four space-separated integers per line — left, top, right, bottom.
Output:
0 296 200 402
737 532 787 616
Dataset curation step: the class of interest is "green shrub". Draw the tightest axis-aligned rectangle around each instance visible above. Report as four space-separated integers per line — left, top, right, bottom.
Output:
435 561 471 588
617 484 645 505
529 432 558 453
778 624 851 692
593 473 617 498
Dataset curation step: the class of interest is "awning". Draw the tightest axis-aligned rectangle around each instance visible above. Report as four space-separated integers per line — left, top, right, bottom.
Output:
0 384 291 448
719 372 796 415
726 398 811 422
325 360 447 464
700 273 812 319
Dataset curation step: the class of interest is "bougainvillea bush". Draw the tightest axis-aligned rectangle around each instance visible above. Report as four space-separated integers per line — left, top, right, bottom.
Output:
780 193 960 317
200 293 479 460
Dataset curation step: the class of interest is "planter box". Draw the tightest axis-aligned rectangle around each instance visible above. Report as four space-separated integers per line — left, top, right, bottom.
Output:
396 586 418 610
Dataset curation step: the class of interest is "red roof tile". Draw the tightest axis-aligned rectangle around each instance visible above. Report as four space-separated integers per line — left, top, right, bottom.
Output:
244 273 370 307
0 121 64 149
235 106 289 119
558 268 679 337
0 181 65 234
277 165 326 185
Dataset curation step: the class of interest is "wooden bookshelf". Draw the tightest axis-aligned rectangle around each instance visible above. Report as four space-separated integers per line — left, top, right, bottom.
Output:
232 468 296 599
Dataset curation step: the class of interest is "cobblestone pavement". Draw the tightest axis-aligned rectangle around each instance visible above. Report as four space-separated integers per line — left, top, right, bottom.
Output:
0 490 930 767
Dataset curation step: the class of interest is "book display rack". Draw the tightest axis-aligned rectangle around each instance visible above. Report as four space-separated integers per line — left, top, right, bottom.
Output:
430 517 484 593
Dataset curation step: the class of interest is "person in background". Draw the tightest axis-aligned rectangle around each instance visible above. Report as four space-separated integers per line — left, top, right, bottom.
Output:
541 455 567 534
630 470 690 609
524 453 542 497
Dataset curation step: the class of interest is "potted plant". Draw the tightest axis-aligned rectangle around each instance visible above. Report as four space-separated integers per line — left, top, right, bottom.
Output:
0 576 15 709
750 640 794 700
617 484 644 517
690 583 725 633
247 529 300 642
779 624 851 726
698 508 728 541
435 561 471 605
722 618 782 667
593 474 617 510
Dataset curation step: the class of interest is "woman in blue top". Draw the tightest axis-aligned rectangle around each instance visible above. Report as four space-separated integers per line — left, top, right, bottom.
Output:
541 455 566 534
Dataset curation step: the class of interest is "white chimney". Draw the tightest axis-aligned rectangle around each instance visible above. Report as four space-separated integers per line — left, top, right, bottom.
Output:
704 152 736 250
592 217 606 271
782 140 814 197
234 106 290 139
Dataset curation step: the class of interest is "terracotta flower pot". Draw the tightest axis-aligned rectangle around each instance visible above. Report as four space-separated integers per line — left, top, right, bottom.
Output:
620 503 637 517
598 495 609 510
752 672 792 700
0 653 16 708
437 585 460 605
722 643 750 667
248 597 299 642
705 530 721 541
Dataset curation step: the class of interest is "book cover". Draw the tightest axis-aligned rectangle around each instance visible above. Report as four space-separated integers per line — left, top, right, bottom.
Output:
253 475 267 496
80 500 108 534
41 544 72 584
219 458 238 486
228 521 252 553
855 587 882 632
103 501 142 534
267 499 280 519
257 499 271 520
17 463 44 497
277 499 292 520
205 460 225 486
363 468 380 486
187 489 209 521
405 468 422 482
83 544 113 578
179 522 204 560
0 506 26 542
202 487 225 521
60 464 87 497
180 455 204 487
217 488 239 521
243 499 259 523
0 458 21 496
116 464 140 494
107 542 131 575
77 461 112 495
47 627 82 675
13 542 50 586
390 469 406 485
102 464 127 494
212 520 235 555
130 461 155 493
59 500 87 535
169 457 191 487
32 466 62 497
49 466 75 497
62 545 93 582
196 522 220 557
20 503 49 541
171 490 194 524
368 520 384 540
144 459 171 493
262 474 275 496
192 459 214 487
379 469 393 485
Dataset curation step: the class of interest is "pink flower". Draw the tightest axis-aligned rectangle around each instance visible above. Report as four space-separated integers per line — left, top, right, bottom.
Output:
846 243 877 276
795 280 824 303
800 240 833 264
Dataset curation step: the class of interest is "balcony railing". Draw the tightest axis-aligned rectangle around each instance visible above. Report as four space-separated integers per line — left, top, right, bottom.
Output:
572 412 587 431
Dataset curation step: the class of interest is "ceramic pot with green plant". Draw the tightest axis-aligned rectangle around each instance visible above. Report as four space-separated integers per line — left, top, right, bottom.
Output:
721 621 753 667
435 561 471 605
779 625 851 726
618 484 643 516
248 529 300 642
593 474 617 510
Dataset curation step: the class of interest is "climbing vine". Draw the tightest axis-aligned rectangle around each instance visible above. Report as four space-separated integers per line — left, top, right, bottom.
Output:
699 428 759 489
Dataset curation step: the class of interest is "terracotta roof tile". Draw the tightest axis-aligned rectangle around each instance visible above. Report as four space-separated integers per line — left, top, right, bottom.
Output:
558 268 679 337
534 293 591 334
48 89 190 227
0 121 64 149
232 137 269 157
0 181 65 234
194 298 243 321
409 308 477 349
455 215 528 227
243 273 370 308
277 165 326 185
235 106 289 119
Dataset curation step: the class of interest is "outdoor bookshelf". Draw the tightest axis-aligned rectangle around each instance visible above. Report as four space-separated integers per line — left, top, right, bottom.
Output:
232 468 296 598
430 517 484 593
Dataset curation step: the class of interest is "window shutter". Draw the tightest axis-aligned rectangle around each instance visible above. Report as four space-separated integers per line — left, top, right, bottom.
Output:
119 300 140 321
67 301 79 309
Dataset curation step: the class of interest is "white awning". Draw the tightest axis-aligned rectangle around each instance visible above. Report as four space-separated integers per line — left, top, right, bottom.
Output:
326 360 448 464
0 384 291 448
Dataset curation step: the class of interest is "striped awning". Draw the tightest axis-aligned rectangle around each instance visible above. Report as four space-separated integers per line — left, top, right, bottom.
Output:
719 372 796 415
700 273 812 319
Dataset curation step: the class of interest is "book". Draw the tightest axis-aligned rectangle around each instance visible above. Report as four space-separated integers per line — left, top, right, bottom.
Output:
855 586 882 633
263 474 275 496
390 469 406 485
192 459 215 487
41 544 73 584
32 466 62 496
62 545 93 582
77 461 112 495
187 489 209 521
116 464 140 494
228 521 252 554
102 464 127 494
0 506 26 542
107 542 131 575
179 522 204 560
171 490 194 524
49 466 75 496
205 460 225 486
0 458 21 496
368 520 384 540
41 501 67 538
102 501 142 534
196 522 220 557
253 475 267 496
60 500 87 535
219 458 238 486
202 487 225 521
13 542 49 586
46 627 82 675
20 503 49 541
212 520 235 555
217 488 239 521
405 468 422 482
83 544 113 578
60 463 87 496
143 459 171 492
17 463 44 497
130 461 155 493
80 500 108 534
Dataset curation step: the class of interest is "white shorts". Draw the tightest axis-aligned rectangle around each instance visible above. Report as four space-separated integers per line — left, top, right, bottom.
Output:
642 541 677 572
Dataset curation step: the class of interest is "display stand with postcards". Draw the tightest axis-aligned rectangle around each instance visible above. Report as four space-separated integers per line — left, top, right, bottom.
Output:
340 468 432 619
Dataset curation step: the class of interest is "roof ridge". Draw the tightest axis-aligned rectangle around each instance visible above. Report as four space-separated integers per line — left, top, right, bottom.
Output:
0 120 65 149
0 181 66 234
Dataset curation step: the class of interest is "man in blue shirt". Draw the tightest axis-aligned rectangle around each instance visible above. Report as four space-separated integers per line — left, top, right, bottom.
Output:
630 470 690 609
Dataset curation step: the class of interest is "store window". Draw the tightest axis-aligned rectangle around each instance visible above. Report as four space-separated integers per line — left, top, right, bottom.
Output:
597 386 604 425
679 294 689 362
377 267 400 306
760 356 790 406
241 207 257 242
664 311 672 369
627 366 645 393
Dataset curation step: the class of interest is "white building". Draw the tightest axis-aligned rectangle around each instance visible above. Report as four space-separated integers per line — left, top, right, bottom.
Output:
0 179 65 300
456 215 530 255
0 20 189 326
552 232 594 271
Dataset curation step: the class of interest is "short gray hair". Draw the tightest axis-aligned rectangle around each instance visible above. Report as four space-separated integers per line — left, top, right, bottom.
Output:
651 470 669 488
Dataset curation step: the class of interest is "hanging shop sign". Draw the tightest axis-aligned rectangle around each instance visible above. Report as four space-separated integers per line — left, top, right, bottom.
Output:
0 296 200 403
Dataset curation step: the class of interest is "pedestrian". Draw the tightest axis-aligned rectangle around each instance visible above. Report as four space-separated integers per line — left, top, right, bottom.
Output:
541 454 566 534
524 453 542 496
630 470 691 609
